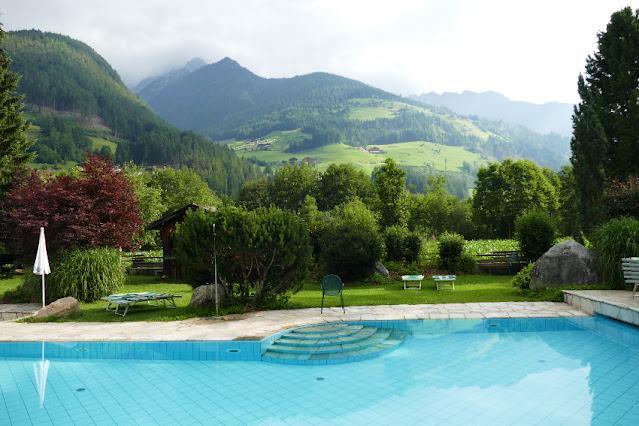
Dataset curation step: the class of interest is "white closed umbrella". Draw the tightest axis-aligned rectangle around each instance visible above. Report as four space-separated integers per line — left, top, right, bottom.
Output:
33 227 51 308
33 341 50 408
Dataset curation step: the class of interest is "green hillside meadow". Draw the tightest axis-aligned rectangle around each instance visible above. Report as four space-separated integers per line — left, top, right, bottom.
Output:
230 98 489 175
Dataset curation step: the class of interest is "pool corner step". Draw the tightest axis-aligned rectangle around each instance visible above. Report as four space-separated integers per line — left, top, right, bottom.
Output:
262 323 407 365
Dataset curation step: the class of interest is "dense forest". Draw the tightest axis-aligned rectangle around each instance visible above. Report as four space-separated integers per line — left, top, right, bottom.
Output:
4 30 263 196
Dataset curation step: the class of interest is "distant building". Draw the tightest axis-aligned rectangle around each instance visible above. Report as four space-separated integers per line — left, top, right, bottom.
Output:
147 163 170 172
288 157 298 165
147 203 216 279
368 147 384 154
302 157 315 166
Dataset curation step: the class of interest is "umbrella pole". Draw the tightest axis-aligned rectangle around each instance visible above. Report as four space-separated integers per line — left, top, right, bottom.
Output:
213 223 219 317
41 274 45 308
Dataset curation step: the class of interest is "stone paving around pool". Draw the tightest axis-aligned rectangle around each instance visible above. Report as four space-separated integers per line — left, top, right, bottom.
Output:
0 301 589 342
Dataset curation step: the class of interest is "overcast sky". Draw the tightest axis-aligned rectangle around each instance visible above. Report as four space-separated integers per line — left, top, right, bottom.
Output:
2 0 638 104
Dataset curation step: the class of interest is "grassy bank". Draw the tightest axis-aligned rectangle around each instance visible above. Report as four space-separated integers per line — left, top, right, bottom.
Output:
0 272 558 322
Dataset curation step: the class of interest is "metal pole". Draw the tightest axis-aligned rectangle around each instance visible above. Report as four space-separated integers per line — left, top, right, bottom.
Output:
41 274 45 308
213 223 219 317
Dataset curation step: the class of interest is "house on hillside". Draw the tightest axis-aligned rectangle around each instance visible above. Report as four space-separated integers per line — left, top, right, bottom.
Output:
147 203 216 279
147 163 170 172
302 157 315 166
288 157 298 165
368 147 384 154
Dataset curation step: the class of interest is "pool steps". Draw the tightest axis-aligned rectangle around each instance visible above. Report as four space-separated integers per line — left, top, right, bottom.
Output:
261 322 407 364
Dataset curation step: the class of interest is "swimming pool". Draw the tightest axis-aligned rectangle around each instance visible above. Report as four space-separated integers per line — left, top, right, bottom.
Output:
1 315 638 425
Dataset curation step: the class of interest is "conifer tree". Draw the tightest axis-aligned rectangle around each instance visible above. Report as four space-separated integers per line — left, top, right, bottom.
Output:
570 76 607 234
0 26 33 192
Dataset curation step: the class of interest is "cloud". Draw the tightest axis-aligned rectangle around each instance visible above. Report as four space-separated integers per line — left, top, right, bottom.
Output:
3 0 639 103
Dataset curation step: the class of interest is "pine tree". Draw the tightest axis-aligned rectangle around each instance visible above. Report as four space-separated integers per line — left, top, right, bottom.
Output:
584 7 639 180
0 26 33 192
570 75 608 234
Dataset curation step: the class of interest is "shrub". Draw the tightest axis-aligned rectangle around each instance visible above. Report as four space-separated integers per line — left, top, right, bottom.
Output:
592 217 639 289
515 210 556 262
300 196 336 259
320 224 383 281
23 247 124 303
457 253 478 274
383 226 423 263
384 225 407 261
175 205 312 308
512 262 535 290
404 232 423 263
173 208 215 286
437 232 465 271
602 175 639 220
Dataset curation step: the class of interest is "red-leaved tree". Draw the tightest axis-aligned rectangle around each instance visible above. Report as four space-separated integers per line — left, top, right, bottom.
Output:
602 175 639 220
1 153 142 257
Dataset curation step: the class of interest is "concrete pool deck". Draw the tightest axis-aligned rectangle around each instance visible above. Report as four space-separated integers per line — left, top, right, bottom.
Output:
1 290 638 342
0 300 591 342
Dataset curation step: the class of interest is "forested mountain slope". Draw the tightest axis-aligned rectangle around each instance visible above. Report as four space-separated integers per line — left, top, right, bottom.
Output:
139 58 571 171
5 30 262 196
410 91 574 137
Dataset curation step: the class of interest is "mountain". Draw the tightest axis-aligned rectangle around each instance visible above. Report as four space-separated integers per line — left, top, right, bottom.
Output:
138 58 571 172
139 57 399 139
4 30 262 196
410 91 574 137
132 57 206 98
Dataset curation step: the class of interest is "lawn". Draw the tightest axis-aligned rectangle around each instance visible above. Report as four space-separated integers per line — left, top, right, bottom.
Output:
0 272 547 322
288 275 535 309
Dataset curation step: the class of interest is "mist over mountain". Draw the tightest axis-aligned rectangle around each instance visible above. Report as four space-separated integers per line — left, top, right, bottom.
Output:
132 57 207 99
410 91 574 137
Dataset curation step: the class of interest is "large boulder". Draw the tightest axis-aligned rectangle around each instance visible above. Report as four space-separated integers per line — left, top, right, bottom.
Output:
375 261 390 277
33 297 81 319
190 284 226 308
530 240 601 289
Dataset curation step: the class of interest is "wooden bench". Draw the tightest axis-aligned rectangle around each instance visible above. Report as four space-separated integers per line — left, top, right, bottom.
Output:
126 256 164 275
477 251 525 275
0 254 19 273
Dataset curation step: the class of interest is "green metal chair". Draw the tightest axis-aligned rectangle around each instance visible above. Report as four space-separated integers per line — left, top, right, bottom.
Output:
321 274 345 314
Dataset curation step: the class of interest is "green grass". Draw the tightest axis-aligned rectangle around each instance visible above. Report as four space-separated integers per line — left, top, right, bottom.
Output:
26 161 79 173
1 270 563 322
288 275 538 309
347 98 403 121
26 124 41 141
0 276 22 298
74 275 204 322
234 141 487 175
90 136 118 154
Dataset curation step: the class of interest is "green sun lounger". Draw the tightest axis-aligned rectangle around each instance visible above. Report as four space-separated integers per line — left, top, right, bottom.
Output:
101 292 182 316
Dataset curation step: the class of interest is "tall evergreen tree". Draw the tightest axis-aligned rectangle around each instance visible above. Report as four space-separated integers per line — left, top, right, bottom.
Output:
583 7 639 180
0 26 33 192
570 76 608 234
374 157 407 228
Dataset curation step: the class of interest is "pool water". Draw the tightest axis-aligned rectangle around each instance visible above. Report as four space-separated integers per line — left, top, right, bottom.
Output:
1 316 638 425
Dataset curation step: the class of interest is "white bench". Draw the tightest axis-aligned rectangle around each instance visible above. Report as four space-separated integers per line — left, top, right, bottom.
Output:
432 275 456 290
622 258 639 298
401 275 424 290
